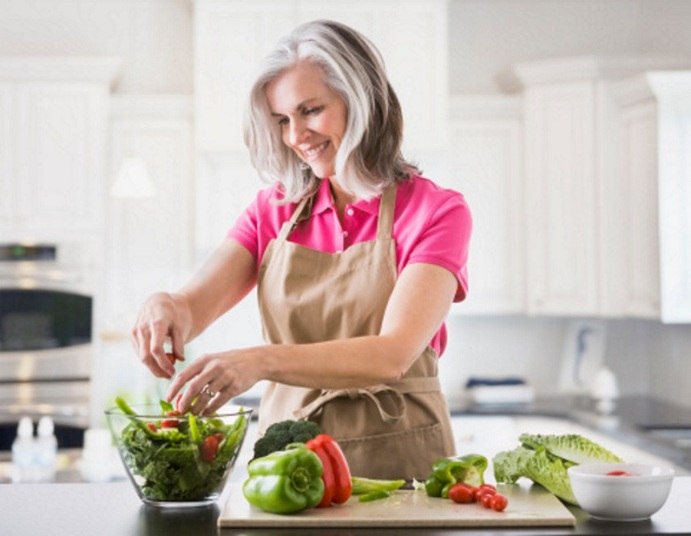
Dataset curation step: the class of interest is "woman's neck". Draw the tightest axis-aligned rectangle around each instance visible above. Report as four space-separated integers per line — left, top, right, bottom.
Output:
327 178 357 222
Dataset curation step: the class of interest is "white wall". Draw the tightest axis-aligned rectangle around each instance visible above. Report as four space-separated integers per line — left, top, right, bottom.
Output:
0 0 192 93
449 0 691 93
1 0 690 409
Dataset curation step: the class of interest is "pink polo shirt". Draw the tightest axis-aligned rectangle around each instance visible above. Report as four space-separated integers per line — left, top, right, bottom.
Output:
228 175 472 356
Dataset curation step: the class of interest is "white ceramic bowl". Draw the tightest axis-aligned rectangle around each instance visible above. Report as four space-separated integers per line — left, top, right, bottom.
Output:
568 462 674 521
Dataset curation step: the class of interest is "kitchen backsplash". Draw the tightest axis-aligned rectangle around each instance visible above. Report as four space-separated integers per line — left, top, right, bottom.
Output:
439 315 691 411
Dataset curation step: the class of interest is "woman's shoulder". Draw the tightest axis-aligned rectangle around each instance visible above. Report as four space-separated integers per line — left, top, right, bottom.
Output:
252 183 300 218
397 174 468 210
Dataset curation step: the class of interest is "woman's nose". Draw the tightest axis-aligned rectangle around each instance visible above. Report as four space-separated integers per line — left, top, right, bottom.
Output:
286 118 307 146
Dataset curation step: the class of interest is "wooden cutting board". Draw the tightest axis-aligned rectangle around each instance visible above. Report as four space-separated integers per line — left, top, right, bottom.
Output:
218 482 576 528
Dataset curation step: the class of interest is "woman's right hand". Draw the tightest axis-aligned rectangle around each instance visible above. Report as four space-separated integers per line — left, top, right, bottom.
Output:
131 292 188 379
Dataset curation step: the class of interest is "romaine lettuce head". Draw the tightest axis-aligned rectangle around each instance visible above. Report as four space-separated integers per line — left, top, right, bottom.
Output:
523 447 577 505
519 433 623 464
492 446 533 484
493 432 625 506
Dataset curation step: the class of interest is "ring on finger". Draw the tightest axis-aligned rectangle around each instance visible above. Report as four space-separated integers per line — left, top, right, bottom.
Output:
202 385 217 398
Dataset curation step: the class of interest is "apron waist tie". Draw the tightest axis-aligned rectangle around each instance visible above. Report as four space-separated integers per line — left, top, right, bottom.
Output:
293 376 441 425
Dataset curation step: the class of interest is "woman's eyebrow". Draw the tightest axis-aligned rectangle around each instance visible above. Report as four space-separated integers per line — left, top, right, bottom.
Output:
270 98 320 117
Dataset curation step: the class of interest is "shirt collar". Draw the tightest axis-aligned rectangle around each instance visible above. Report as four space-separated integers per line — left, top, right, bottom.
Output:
311 178 382 216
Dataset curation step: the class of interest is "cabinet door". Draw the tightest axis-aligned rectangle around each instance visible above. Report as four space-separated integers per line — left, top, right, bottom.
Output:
297 0 448 152
14 82 109 233
106 98 193 326
618 102 661 318
653 74 691 323
524 82 599 315
448 101 524 314
0 83 12 228
194 0 297 152
194 0 448 154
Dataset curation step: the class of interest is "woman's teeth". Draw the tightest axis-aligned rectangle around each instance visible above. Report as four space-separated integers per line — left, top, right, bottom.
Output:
304 142 328 161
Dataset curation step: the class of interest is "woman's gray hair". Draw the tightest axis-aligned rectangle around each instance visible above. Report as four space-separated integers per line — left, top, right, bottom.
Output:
243 19 419 202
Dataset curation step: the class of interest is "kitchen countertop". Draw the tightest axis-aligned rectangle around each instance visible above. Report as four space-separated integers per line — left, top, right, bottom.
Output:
1 478 690 535
449 395 691 472
1 394 690 534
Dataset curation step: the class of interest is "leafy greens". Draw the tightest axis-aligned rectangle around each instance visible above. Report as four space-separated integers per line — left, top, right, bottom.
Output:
493 433 623 505
115 397 248 502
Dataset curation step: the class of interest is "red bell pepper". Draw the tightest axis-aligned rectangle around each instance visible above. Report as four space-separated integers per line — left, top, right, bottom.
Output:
305 433 352 507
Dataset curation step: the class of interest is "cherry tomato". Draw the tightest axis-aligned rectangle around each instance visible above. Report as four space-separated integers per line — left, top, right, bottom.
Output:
166 352 183 364
146 423 157 433
174 393 184 413
448 483 477 504
200 435 220 463
607 470 635 477
480 493 495 508
160 419 179 429
491 493 509 512
478 483 497 495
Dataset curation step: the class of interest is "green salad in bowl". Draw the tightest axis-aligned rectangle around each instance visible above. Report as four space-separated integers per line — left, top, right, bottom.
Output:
105 396 251 507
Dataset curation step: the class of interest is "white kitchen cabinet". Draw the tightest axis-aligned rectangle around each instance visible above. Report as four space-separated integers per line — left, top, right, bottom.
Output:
0 83 11 225
612 71 691 323
105 95 194 328
193 0 296 153
514 56 690 317
447 95 524 315
193 0 448 154
91 95 194 421
0 58 121 242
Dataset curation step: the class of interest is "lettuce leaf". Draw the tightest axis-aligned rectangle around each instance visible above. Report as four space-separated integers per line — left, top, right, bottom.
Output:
493 433 623 506
519 433 623 464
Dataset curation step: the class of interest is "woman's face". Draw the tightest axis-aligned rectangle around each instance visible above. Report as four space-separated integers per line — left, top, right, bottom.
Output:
265 61 348 179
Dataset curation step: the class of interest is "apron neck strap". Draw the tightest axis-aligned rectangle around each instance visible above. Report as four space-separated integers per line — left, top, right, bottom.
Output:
376 185 396 240
277 194 313 242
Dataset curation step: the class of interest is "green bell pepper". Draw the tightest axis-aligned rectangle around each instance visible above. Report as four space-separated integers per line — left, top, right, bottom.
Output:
424 454 488 498
242 444 324 514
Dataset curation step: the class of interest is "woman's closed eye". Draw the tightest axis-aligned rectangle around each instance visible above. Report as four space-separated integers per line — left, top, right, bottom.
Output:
302 105 323 116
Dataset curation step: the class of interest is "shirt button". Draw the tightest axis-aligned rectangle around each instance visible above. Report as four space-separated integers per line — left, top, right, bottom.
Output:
346 208 354 216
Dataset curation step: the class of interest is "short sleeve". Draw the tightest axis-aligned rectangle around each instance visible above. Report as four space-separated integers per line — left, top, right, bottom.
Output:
407 193 472 302
227 195 260 260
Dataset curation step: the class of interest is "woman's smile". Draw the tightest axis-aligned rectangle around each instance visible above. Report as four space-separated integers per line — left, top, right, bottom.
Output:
301 141 330 162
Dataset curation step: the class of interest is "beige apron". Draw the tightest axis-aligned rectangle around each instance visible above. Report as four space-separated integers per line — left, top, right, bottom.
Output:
256 184 456 479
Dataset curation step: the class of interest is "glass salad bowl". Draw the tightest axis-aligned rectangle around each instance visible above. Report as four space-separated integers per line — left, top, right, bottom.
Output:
105 398 252 507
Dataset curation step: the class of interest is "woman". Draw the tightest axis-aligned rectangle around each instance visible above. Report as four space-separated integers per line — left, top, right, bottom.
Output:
131 20 472 479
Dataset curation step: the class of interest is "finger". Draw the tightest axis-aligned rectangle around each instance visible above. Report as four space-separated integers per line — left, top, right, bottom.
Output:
148 322 175 377
203 391 233 415
170 325 185 362
165 358 210 411
131 324 170 379
188 378 219 414
193 384 220 414
184 367 222 414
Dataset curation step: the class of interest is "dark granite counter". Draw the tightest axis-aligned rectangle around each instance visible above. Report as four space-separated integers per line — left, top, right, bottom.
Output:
1 478 690 535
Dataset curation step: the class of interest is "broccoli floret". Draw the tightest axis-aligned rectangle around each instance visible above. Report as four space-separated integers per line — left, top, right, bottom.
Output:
252 419 321 460
288 420 321 443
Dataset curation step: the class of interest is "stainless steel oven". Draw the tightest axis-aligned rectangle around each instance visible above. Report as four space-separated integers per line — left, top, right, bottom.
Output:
0 243 93 450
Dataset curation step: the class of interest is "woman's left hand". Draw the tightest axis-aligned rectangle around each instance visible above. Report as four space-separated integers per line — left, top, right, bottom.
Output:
166 349 260 415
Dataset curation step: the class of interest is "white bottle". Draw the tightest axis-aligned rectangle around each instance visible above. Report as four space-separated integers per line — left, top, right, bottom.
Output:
11 416 37 483
35 416 58 482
